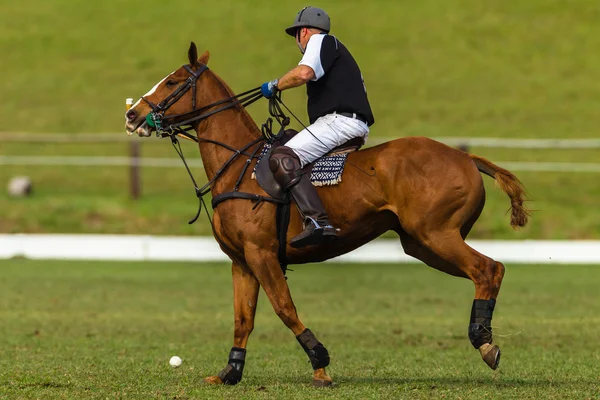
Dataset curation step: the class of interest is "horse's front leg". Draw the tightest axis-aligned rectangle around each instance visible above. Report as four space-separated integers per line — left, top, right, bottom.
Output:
245 247 333 387
205 261 259 385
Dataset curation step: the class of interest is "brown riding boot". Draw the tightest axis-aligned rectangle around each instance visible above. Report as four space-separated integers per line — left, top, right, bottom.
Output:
269 146 337 248
288 174 337 248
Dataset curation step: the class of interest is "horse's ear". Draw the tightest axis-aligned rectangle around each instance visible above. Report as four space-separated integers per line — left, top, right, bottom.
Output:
188 42 198 66
199 50 210 65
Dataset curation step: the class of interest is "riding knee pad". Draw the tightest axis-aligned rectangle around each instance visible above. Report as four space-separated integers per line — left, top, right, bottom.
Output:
269 146 303 190
217 347 246 385
468 299 495 349
296 328 330 370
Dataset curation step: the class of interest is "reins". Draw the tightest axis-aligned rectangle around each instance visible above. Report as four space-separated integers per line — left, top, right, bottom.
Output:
136 62 305 275
162 86 264 131
141 62 264 138
166 93 290 224
137 63 293 225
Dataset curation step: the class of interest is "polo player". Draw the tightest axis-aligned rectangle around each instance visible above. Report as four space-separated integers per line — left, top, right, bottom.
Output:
261 6 375 248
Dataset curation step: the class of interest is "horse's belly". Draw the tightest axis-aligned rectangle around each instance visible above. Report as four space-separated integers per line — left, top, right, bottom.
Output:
286 209 398 264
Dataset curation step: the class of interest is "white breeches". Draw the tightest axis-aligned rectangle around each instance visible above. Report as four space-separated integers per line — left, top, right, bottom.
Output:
285 113 370 167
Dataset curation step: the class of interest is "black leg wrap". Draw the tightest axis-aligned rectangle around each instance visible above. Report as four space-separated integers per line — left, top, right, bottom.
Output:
468 299 496 349
296 328 330 370
217 347 246 385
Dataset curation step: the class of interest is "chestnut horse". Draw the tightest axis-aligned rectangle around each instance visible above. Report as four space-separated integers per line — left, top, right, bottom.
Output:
125 43 529 387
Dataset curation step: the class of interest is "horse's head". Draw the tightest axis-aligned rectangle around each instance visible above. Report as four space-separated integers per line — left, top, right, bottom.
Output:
125 42 210 137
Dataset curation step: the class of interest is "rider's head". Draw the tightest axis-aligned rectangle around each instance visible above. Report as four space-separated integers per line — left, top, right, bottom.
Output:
285 6 330 54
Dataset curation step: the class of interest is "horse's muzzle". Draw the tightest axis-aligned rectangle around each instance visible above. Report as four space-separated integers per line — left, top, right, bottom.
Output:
135 121 152 137
125 120 152 137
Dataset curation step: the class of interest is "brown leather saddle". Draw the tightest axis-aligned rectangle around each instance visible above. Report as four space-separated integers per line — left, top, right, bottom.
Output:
255 129 363 200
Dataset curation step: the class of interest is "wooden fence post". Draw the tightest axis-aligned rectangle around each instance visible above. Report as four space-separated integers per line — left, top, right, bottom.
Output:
130 141 141 199
126 98 142 199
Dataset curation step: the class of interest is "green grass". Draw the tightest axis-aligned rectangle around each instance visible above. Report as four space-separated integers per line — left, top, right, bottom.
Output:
1 0 600 238
0 260 598 399
3 0 600 137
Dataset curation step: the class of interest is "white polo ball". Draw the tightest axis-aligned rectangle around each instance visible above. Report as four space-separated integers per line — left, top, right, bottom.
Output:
169 356 182 368
7 176 32 197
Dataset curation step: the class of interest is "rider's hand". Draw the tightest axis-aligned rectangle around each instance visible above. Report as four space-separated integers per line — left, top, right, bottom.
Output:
261 79 279 99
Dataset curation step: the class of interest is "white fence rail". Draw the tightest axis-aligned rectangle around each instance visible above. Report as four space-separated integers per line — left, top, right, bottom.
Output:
1 234 599 264
3 133 600 148
4 134 599 174
2 155 600 173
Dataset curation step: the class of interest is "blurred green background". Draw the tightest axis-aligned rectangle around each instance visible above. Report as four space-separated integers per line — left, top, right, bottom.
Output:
1 0 599 238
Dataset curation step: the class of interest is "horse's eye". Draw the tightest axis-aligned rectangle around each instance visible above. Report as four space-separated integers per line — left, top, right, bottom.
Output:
166 80 178 87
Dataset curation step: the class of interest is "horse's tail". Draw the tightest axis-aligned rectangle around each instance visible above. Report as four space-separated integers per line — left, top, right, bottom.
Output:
470 154 530 229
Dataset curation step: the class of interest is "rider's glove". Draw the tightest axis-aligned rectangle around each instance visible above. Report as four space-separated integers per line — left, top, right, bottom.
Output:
261 79 279 99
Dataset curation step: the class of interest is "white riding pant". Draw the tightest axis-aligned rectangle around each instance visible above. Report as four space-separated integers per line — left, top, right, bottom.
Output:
285 113 370 167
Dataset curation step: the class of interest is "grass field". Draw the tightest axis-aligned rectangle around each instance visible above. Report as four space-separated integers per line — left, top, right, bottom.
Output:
3 0 600 137
1 0 600 238
0 260 598 399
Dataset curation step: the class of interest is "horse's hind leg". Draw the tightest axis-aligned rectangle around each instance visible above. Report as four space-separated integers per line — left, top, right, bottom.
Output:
205 261 260 385
401 230 504 370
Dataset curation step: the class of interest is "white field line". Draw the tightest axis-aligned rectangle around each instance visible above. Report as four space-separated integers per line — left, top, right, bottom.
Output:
0 155 203 168
2 133 600 148
0 234 599 264
1 155 600 173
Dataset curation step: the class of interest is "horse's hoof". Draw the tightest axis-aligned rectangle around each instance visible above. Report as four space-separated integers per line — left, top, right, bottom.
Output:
313 379 334 388
479 343 501 370
203 375 224 385
312 368 333 388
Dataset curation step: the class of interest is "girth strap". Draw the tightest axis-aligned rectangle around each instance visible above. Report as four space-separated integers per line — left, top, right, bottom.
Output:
212 191 288 209
276 195 291 275
212 191 291 276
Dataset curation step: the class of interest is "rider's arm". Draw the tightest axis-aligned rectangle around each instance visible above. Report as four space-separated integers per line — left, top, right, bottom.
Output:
261 34 336 97
277 65 315 91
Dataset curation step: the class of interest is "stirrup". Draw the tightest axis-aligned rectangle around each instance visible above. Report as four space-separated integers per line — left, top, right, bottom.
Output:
309 217 337 236
290 219 337 248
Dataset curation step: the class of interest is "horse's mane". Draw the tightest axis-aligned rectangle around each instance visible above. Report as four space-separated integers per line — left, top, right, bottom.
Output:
208 69 261 138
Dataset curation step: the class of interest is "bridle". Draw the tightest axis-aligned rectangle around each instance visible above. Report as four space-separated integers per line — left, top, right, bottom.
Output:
134 62 291 225
139 63 264 140
141 64 207 132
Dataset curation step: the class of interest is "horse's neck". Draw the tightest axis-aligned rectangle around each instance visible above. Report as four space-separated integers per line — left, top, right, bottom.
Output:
194 71 261 191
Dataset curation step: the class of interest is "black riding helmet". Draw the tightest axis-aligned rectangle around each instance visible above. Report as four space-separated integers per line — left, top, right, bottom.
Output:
285 6 330 36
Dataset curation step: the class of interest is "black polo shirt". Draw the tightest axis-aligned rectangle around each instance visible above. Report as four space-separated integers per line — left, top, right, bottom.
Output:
298 33 374 126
